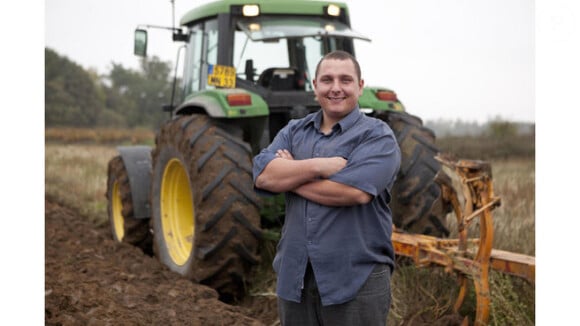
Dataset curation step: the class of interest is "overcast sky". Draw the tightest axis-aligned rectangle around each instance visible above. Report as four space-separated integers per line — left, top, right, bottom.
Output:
45 0 536 123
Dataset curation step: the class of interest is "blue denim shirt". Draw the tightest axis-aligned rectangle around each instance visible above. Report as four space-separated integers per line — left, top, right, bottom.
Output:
252 108 401 306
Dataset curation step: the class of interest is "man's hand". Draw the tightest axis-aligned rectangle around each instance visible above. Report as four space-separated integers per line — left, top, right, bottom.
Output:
259 149 369 205
275 149 346 178
318 156 347 178
256 149 347 193
275 149 294 160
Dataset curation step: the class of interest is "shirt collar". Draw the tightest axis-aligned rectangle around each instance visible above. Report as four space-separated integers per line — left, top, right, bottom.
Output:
307 106 362 133
337 106 363 132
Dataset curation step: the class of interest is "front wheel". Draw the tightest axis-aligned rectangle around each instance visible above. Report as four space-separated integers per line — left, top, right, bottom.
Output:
151 114 262 301
105 156 152 254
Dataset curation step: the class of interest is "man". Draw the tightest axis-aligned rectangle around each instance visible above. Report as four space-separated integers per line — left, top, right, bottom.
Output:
252 50 401 325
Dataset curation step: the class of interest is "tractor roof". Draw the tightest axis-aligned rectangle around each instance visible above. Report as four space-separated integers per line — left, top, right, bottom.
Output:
180 0 350 26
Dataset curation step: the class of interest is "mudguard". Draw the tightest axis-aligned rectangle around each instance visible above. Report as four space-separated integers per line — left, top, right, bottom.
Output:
117 145 152 219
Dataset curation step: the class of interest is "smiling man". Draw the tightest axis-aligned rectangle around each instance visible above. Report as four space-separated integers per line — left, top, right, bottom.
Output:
253 50 401 326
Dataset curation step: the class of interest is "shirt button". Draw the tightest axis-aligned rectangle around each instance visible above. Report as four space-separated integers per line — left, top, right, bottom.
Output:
308 241 312 245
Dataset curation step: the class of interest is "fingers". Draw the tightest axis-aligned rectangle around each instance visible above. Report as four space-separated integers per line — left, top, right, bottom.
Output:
275 149 294 160
318 156 347 178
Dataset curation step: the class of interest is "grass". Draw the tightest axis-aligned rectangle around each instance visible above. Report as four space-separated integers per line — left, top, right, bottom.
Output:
45 127 155 145
45 129 535 325
45 144 118 225
436 134 535 161
487 158 535 256
386 156 535 325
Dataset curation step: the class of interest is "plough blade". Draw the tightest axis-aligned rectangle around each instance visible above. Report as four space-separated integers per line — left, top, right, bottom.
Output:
392 154 535 325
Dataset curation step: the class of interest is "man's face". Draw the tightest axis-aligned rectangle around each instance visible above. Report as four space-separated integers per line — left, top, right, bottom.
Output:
313 58 364 120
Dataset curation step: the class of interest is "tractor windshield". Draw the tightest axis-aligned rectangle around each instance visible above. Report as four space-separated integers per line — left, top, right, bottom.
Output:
237 17 370 42
234 16 370 91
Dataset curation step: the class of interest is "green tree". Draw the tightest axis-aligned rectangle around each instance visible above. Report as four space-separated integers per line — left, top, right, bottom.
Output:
105 56 173 128
45 48 103 127
487 117 517 139
45 48 174 129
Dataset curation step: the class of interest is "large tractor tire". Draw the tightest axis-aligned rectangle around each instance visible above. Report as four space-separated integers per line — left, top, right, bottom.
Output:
106 156 153 254
376 111 451 237
150 114 262 302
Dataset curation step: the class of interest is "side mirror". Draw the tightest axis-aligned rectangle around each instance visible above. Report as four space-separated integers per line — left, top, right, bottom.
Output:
134 29 148 57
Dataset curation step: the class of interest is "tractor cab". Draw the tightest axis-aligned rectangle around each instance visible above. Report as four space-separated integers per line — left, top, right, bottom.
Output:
176 2 370 142
233 13 370 91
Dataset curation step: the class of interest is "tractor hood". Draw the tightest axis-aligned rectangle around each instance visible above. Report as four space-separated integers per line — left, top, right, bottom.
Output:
237 17 371 42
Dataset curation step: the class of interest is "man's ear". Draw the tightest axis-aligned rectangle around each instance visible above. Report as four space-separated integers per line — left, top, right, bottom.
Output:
359 78 365 95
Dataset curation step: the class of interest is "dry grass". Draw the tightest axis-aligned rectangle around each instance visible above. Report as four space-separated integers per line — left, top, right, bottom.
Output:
45 129 535 325
45 144 118 225
488 158 535 256
45 127 155 145
436 134 535 160
388 157 535 325
444 158 535 256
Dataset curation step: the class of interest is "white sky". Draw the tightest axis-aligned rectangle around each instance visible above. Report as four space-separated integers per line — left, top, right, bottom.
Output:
44 0 536 123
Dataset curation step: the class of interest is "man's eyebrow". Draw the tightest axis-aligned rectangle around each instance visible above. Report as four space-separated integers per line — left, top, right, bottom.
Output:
319 73 354 79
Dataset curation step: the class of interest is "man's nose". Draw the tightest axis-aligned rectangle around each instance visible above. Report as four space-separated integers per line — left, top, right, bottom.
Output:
330 79 341 91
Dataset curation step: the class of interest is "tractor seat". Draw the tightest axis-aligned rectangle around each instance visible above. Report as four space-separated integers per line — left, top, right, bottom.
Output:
257 67 305 91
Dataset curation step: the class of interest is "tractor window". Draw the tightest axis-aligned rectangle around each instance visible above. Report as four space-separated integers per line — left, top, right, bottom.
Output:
184 26 203 93
233 16 368 91
203 19 219 90
183 19 219 94
303 37 324 87
234 31 289 80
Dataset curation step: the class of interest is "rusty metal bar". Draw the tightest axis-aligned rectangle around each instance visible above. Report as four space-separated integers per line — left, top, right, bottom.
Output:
391 155 536 325
392 231 536 283
490 249 535 284
463 196 501 226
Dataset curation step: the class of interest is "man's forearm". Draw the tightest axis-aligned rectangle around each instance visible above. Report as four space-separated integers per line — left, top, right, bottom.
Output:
255 158 322 193
293 179 372 206
255 153 347 193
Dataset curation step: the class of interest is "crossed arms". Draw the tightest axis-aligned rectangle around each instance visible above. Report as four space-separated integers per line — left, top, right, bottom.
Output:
254 149 372 206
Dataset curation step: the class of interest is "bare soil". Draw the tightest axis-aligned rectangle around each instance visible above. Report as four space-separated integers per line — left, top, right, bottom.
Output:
44 195 466 326
45 197 279 326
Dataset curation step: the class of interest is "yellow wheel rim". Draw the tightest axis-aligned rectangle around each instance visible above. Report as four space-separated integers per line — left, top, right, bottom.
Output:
111 180 125 241
160 158 195 266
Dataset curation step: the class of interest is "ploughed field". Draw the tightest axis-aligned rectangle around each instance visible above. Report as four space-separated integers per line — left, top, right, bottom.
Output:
45 141 535 325
45 197 279 325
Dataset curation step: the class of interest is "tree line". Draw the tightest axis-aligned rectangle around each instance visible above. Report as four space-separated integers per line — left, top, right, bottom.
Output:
45 47 174 129
46 46 534 139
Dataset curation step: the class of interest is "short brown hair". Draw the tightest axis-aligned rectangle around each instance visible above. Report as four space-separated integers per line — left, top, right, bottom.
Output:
314 50 362 82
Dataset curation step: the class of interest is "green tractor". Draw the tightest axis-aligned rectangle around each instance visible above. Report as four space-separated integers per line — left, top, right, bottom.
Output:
106 0 450 302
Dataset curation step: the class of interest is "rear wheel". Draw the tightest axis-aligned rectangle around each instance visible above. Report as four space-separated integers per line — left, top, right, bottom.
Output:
106 156 153 253
376 111 451 237
151 114 262 301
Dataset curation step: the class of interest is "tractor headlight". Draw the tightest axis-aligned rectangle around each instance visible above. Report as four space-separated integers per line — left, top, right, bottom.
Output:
327 4 341 17
243 5 260 17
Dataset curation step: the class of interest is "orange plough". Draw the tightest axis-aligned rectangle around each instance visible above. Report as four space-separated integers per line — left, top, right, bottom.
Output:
392 154 535 325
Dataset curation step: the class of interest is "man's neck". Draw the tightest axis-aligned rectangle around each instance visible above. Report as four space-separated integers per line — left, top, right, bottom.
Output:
321 109 354 134
320 115 339 135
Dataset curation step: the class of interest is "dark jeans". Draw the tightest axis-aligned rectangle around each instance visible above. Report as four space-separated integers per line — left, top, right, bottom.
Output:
278 262 391 326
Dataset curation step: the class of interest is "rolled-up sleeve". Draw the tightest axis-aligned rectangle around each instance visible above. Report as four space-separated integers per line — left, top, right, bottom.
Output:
252 150 276 183
329 122 401 198
252 121 296 196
